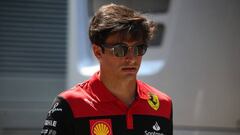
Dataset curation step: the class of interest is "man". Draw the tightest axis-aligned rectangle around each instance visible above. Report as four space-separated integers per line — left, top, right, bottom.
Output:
41 3 173 135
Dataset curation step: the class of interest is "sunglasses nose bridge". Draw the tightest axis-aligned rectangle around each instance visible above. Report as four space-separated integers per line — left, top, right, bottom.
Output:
125 46 137 57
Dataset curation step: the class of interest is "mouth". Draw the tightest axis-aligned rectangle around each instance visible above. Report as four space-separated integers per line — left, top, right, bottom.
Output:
121 67 138 72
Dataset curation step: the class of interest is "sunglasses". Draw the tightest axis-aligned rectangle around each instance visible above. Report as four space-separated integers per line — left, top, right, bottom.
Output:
101 43 148 57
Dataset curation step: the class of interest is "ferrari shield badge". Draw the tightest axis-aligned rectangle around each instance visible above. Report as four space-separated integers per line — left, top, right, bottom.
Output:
147 93 160 111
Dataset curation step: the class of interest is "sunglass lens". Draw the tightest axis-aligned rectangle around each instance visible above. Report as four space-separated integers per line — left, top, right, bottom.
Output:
113 45 128 57
136 44 147 56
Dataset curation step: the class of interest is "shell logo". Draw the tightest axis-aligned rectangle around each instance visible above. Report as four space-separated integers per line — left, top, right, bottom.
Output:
90 119 112 135
93 122 110 135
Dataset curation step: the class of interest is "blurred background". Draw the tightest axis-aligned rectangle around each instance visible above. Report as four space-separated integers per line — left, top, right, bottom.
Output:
0 0 239 135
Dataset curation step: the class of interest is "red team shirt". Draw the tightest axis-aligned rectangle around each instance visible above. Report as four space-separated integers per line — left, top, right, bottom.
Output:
41 72 173 135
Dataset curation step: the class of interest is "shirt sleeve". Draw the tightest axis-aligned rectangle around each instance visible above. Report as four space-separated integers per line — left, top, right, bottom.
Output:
41 97 74 135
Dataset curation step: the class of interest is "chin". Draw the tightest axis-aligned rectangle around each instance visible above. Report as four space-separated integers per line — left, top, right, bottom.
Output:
121 71 138 79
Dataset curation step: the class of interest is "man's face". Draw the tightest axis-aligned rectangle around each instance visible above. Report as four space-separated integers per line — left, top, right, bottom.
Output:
94 33 145 80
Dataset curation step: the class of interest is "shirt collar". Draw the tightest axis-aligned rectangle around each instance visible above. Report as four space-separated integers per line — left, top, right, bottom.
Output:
89 72 150 102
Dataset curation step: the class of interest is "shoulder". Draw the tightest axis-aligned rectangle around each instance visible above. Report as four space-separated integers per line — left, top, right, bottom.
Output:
138 80 172 102
57 79 94 107
137 80 172 119
56 81 99 117
58 81 92 103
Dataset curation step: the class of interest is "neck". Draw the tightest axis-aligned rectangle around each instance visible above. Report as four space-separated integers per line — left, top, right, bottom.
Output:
98 72 137 106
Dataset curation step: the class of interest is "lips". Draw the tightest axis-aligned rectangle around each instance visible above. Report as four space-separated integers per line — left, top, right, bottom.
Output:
121 67 137 72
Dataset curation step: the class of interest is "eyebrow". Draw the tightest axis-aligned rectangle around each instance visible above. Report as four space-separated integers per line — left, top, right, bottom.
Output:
105 42 146 47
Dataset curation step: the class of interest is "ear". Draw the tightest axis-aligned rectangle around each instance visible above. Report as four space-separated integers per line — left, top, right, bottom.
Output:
92 44 103 59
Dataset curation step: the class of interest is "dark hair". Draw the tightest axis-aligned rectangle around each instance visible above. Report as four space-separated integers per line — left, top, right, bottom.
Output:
89 3 156 46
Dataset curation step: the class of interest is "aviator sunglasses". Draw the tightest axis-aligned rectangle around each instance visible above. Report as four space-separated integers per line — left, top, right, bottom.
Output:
101 43 148 57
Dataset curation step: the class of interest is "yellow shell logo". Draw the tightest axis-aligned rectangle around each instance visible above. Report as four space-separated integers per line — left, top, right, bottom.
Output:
92 122 111 135
147 93 160 111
